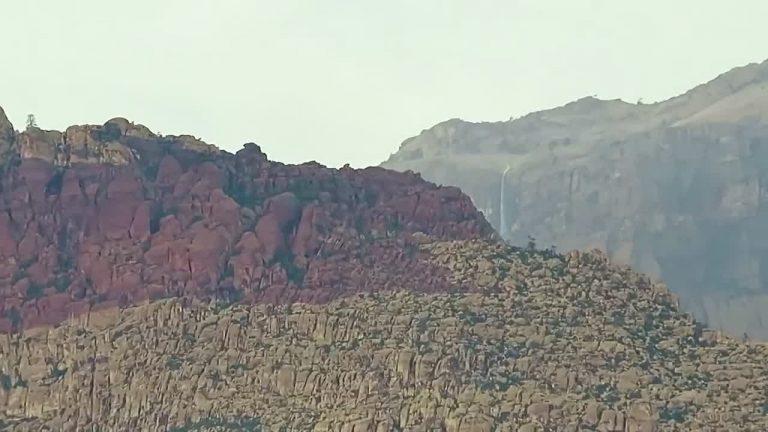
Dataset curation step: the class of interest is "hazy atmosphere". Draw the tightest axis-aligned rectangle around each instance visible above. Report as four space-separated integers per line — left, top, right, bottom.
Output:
2 0 767 167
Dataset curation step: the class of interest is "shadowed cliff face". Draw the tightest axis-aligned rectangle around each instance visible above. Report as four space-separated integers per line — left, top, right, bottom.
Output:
383 59 768 339
0 109 494 332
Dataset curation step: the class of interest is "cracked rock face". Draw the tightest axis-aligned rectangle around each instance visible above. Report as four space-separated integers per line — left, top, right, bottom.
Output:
383 59 768 339
0 107 494 332
1 240 767 431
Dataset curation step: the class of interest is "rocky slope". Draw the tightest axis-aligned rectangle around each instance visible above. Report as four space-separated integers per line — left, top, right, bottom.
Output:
0 105 492 332
382 59 768 339
2 239 768 431
2 106 768 431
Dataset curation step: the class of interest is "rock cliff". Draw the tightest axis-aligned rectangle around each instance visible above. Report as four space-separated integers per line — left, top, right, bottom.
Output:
0 108 493 332
383 59 768 339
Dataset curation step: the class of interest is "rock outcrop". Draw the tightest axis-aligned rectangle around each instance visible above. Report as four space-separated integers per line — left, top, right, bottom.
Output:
383 59 768 339
0 108 493 332
2 239 767 431
0 108 13 159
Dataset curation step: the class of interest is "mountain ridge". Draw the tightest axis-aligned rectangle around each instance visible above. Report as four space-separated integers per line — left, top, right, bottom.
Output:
0 106 494 332
387 58 768 164
382 59 768 339
387 58 768 163
3 238 768 431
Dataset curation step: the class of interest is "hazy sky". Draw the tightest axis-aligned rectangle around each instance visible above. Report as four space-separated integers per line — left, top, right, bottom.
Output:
1 1 766 168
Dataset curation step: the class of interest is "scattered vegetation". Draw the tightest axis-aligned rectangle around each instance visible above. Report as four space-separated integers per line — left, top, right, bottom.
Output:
213 285 244 308
45 169 65 195
526 235 537 251
54 275 71 293
475 373 521 392
5 308 22 328
0 373 11 391
404 242 420 257
166 355 184 371
228 363 253 373
461 309 487 325
25 114 38 130
26 283 45 300
660 405 689 423
272 249 305 285
169 416 262 432
228 186 264 208
386 215 403 234
587 383 621 404
49 366 67 381
287 178 318 203
96 121 122 141
0 373 27 391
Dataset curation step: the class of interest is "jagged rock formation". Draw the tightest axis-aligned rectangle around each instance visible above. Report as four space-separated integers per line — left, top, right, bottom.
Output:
383 59 768 339
2 239 767 431
3 106 768 431
0 109 14 160
0 107 493 332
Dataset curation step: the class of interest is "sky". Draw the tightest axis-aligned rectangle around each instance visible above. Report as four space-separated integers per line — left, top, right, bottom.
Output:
1 1 767 168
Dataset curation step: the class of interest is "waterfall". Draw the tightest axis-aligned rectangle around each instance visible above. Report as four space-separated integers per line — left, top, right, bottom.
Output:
499 165 511 239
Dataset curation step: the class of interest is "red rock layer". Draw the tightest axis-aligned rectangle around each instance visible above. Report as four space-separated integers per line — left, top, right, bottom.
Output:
0 124 495 331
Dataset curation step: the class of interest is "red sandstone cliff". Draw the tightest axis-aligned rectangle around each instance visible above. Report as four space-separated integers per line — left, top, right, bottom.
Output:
0 107 495 332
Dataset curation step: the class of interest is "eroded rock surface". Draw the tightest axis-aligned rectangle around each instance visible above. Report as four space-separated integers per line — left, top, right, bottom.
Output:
1 240 766 431
0 109 493 332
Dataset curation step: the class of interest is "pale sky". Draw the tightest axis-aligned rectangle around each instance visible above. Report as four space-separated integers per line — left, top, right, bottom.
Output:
1 1 766 168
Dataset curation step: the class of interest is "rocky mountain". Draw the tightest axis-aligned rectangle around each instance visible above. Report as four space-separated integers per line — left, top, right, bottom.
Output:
383 59 768 340
0 105 492 333
1 106 767 431
3 239 768 431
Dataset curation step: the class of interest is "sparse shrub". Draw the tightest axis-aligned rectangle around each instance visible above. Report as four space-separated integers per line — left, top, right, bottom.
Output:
25 114 37 130
588 383 621 404
0 373 11 391
166 355 184 370
45 170 65 195
26 283 45 299
386 215 403 234
415 317 429 333
660 406 688 423
273 249 305 285
54 275 71 293
169 416 262 432
461 310 487 325
526 235 537 251
50 366 67 381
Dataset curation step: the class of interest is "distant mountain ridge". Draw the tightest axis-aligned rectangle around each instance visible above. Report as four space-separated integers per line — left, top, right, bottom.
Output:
388 59 768 164
383 59 768 339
